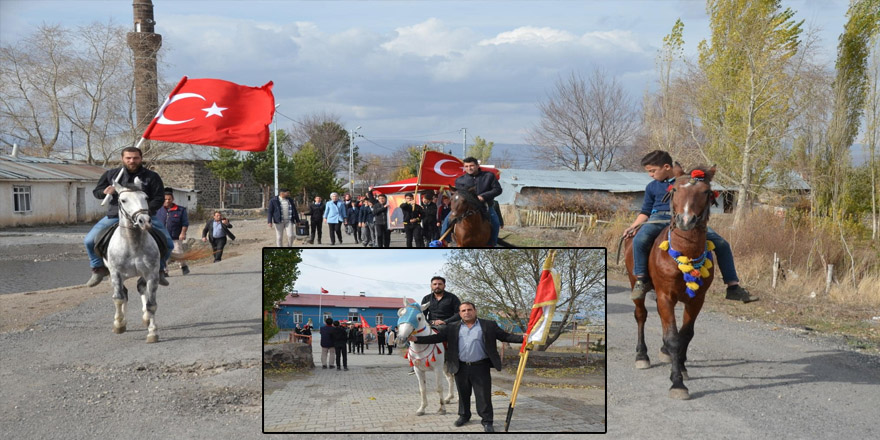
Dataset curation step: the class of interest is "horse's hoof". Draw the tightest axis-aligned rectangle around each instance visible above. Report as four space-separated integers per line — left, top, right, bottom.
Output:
113 325 126 334
438 409 446 415
146 334 159 343
658 350 672 363
681 370 689 380
415 410 425 416
668 388 690 400
635 359 651 369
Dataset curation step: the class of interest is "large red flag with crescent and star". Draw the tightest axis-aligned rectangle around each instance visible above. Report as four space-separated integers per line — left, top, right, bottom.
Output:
142 76 275 152
521 251 559 353
418 151 500 186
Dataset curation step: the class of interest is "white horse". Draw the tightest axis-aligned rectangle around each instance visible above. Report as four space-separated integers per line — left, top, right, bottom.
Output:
396 299 455 415
106 177 162 343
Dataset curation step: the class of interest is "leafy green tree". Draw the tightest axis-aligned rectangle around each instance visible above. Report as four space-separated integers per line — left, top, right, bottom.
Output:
817 0 880 218
205 148 243 208
263 248 302 343
244 129 295 208
468 136 494 164
290 142 343 203
696 0 804 224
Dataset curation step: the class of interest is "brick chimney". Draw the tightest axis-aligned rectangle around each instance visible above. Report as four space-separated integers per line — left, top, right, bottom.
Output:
127 0 162 157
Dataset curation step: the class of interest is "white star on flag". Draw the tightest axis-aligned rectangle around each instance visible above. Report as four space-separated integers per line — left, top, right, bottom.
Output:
201 102 227 118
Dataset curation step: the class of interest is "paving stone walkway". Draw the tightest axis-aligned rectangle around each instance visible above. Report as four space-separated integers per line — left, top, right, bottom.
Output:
264 336 604 433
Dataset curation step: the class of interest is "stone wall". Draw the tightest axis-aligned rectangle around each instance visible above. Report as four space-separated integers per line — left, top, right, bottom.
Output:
148 160 263 210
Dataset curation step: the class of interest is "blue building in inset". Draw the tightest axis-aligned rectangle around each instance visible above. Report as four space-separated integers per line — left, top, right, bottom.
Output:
274 292 417 330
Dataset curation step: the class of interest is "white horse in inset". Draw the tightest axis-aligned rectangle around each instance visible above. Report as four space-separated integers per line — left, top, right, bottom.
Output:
106 177 162 343
396 298 455 415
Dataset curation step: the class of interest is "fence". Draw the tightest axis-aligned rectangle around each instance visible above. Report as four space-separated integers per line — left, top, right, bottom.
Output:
518 209 596 229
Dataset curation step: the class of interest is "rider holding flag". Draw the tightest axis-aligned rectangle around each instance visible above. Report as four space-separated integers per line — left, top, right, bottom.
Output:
439 157 503 246
83 147 174 287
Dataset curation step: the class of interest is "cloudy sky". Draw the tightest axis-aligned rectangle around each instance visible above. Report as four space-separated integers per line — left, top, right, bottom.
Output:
1 1 851 146
294 249 450 299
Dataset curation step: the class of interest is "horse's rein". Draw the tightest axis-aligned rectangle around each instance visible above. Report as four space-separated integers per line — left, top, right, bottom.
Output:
115 188 150 229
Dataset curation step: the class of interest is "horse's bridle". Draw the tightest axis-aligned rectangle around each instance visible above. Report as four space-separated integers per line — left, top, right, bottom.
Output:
666 179 713 231
116 188 150 229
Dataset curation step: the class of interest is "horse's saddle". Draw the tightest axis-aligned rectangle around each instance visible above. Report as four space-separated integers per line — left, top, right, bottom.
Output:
94 223 170 261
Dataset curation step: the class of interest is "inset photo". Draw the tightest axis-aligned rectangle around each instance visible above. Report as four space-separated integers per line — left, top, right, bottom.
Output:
262 248 606 433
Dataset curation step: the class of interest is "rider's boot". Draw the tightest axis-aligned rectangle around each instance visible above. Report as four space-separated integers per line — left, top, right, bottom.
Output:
725 284 758 303
86 266 110 287
630 276 653 301
158 271 170 286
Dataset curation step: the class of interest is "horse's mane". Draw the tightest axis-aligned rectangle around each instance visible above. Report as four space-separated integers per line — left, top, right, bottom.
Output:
453 187 488 220
684 165 715 184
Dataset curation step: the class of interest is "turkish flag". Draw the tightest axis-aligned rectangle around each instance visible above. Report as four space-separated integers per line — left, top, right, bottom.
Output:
320 287 329 294
359 314 371 328
418 151 501 187
142 76 275 152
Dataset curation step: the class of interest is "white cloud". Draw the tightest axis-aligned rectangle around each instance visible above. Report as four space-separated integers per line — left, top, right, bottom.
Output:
479 26 577 46
380 18 476 58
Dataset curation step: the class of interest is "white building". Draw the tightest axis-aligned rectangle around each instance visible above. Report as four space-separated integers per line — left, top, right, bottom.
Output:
1 147 107 227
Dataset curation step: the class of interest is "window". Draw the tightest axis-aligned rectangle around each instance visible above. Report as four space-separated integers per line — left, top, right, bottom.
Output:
13 186 31 213
376 313 383 326
293 311 303 325
227 185 241 206
323 312 332 321
348 311 358 322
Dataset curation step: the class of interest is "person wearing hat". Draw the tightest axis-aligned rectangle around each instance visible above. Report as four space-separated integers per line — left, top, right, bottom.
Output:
156 188 190 276
267 188 301 247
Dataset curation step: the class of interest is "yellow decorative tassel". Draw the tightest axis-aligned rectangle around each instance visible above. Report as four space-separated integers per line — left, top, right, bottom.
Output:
678 264 694 273
705 260 713 269
659 241 670 251
707 241 715 251
700 266 710 278
676 256 691 265
686 282 700 291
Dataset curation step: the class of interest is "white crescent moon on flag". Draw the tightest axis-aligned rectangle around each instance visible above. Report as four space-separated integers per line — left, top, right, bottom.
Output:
156 92 206 125
434 159 459 177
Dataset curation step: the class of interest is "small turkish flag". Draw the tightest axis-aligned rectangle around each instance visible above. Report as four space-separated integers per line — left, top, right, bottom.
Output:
142 76 275 152
419 151 465 186
320 287 329 294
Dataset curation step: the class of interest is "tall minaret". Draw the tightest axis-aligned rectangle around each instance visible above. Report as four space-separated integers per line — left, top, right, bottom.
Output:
127 0 162 156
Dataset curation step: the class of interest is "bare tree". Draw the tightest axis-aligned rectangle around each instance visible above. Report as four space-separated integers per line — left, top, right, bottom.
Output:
0 24 72 157
527 70 638 171
290 111 351 174
443 248 605 351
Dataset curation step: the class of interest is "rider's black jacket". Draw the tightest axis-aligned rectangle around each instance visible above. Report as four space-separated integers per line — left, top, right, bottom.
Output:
420 290 462 325
93 166 165 218
453 168 502 206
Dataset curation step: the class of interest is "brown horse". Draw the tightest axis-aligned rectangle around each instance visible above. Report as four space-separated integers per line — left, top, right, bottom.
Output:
447 186 491 247
624 163 717 399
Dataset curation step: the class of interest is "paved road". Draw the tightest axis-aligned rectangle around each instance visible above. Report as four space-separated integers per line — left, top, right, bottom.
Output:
606 280 880 439
1 249 264 439
264 335 604 433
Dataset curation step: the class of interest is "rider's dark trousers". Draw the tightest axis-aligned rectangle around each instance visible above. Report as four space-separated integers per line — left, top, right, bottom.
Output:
455 360 493 425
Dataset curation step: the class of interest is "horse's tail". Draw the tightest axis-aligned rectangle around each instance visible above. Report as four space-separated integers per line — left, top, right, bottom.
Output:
170 246 214 262
495 236 515 248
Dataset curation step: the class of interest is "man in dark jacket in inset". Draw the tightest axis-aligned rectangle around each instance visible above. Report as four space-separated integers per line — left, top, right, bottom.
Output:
420 276 462 330
305 196 325 245
331 321 348 371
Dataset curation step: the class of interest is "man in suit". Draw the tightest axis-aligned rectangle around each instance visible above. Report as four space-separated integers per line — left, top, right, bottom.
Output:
201 211 235 262
411 302 522 432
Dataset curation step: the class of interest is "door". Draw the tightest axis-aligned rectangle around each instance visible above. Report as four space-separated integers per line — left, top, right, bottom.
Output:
76 187 86 222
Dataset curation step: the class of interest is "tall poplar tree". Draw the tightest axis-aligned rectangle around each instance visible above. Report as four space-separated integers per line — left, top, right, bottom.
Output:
696 0 803 224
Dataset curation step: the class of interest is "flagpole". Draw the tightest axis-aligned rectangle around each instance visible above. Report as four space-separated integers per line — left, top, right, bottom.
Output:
414 145 427 200
504 349 530 432
273 104 280 197
318 292 322 324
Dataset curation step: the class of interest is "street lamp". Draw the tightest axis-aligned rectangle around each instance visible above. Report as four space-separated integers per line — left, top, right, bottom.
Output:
349 125 362 195
273 104 280 196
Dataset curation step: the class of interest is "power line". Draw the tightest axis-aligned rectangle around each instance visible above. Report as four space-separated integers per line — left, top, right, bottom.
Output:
299 262 427 288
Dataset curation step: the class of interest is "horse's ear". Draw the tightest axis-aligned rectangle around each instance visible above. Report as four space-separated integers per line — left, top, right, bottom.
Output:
403 297 409 307
133 176 143 188
420 302 429 312
398 307 406 317
673 162 684 177
706 165 717 182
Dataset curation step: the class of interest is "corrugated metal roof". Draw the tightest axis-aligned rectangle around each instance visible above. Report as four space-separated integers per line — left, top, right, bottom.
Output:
279 293 417 309
0 154 106 181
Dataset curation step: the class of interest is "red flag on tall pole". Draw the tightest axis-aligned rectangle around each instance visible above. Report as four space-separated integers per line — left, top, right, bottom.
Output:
320 287 329 294
521 251 560 353
359 314 371 328
142 76 275 151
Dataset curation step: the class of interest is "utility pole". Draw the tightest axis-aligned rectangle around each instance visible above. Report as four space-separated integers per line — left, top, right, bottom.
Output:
127 0 161 156
69 129 73 160
461 128 467 158
349 126 361 195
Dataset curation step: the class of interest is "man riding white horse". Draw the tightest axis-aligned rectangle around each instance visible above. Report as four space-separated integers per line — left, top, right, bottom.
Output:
438 157 503 246
84 147 174 287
